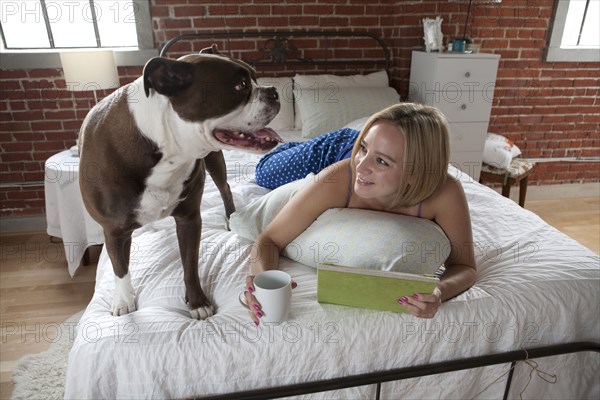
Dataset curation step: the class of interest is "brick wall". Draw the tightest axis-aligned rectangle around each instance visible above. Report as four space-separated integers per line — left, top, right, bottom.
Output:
1 0 598 217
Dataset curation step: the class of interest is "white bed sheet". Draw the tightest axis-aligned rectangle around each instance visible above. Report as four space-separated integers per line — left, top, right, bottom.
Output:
277 129 305 143
65 149 600 399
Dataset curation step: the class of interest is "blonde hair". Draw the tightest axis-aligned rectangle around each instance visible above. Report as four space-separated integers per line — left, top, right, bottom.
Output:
350 103 450 208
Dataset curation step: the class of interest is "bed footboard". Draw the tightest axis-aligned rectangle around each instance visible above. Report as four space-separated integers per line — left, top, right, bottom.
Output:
203 342 599 400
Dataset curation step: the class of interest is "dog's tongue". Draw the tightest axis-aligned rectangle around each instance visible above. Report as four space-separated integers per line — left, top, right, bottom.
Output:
253 127 283 142
213 127 284 152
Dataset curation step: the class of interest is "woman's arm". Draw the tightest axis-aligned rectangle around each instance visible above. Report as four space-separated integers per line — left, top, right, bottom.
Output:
399 177 476 317
434 178 477 301
245 159 351 323
249 159 351 274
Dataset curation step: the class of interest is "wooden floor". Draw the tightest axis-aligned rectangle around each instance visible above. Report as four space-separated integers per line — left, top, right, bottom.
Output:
526 197 600 253
0 197 598 399
0 235 99 399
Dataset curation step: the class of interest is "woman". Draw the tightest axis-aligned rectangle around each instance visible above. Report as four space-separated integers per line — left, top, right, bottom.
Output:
244 103 476 324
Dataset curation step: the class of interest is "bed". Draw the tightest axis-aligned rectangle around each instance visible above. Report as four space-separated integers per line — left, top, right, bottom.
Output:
65 31 599 399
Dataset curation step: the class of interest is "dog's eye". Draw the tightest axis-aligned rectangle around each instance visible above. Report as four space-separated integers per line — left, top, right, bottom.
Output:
235 80 248 91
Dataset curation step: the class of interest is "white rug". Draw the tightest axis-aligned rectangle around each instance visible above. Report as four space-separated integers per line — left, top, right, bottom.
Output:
11 310 84 400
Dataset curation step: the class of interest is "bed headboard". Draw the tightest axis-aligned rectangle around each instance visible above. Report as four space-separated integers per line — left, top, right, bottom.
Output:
159 30 390 79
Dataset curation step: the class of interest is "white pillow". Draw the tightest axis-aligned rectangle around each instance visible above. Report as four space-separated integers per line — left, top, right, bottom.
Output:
230 174 313 241
294 87 400 138
293 70 389 90
343 116 370 131
286 208 449 274
230 175 450 275
482 133 522 170
257 77 295 131
293 71 389 129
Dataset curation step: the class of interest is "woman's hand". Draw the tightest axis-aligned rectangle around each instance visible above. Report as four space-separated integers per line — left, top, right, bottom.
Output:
244 275 262 326
397 287 442 318
244 274 297 326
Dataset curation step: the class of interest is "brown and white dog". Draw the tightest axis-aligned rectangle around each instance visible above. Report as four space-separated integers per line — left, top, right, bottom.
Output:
78 46 281 319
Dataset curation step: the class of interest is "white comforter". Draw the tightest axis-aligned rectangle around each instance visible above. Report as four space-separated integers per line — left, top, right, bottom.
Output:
65 150 600 399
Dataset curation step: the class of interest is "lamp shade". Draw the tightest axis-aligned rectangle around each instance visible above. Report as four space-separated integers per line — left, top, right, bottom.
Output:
60 50 119 91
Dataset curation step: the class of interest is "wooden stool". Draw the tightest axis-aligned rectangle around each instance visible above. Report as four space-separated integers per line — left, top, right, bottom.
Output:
479 158 537 207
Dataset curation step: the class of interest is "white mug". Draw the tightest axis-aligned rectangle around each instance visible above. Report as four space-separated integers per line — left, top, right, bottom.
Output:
239 270 292 323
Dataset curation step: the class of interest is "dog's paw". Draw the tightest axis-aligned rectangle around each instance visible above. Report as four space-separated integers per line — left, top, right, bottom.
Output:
189 305 214 320
112 299 137 316
112 274 136 316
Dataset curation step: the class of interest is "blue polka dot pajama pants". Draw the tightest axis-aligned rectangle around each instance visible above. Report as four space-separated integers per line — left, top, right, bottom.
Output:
255 128 360 189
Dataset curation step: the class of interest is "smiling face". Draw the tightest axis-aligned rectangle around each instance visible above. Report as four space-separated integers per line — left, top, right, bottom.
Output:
353 121 406 208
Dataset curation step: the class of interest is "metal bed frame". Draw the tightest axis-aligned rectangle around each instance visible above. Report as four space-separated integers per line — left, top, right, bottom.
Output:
159 30 390 77
206 342 599 400
159 31 600 400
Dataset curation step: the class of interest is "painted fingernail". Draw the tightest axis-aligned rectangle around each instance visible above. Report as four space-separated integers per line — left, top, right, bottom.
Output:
397 298 404 304
256 311 263 318
402 296 409 302
254 320 259 326
412 294 419 300
253 304 260 311
247 287 254 293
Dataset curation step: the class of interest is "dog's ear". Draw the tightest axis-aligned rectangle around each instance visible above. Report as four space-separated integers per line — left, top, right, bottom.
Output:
143 57 194 97
199 44 220 55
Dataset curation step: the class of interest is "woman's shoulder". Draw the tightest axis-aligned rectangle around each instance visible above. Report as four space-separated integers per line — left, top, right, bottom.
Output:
426 174 468 213
441 173 464 192
312 158 352 188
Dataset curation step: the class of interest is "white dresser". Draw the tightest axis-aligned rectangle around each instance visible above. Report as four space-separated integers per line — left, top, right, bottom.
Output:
408 51 500 181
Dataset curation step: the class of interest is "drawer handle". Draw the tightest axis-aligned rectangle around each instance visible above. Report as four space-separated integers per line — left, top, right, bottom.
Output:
465 72 471 78
461 104 467 110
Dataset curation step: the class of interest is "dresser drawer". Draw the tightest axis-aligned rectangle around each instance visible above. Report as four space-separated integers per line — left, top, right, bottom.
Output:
435 93 494 122
448 122 488 152
434 57 499 88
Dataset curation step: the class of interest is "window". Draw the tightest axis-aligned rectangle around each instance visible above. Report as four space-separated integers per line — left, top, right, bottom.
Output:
0 0 156 68
547 0 600 61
